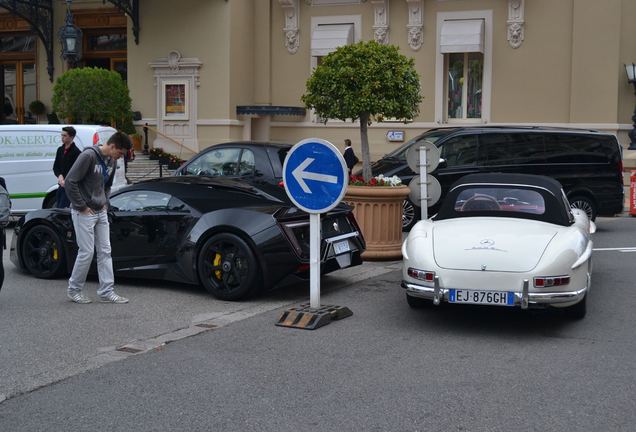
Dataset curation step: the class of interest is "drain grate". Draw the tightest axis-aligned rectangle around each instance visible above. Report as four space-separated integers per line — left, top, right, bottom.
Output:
116 346 143 354
195 323 217 329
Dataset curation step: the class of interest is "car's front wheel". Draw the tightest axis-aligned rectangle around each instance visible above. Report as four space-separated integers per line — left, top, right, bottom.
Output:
569 195 597 221
197 232 260 301
20 224 66 278
402 199 420 231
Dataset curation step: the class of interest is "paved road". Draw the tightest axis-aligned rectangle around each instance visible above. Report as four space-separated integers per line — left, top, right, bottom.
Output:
0 228 398 402
0 217 635 431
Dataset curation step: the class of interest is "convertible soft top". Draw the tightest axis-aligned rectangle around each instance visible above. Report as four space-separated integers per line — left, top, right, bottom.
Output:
435 173 572 226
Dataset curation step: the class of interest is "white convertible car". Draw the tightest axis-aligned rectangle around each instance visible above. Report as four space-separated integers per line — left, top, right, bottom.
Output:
402 173 594 319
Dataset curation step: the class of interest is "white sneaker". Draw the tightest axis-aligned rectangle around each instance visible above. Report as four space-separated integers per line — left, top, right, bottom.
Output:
68 292 92 304
99 292 129 304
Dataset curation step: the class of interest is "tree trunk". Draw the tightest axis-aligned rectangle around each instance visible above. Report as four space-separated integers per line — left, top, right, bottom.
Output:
359 112 372 182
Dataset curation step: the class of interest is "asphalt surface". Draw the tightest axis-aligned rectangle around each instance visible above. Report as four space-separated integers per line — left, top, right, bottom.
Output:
1 217 635 431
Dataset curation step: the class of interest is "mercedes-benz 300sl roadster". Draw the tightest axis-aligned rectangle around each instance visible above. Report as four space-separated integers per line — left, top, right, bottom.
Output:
401 173 594 319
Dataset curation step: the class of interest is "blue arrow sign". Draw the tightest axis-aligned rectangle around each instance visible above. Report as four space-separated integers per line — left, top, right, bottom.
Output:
283 138 348 214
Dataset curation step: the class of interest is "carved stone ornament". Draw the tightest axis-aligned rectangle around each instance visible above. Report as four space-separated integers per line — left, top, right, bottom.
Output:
279 0 300 54
507 0 525 49
168 51 182 71
406 0 423 50
371 0 389 44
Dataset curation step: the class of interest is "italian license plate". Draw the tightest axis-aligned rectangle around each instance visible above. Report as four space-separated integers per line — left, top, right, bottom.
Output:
333 240 350 255
448 289 514 306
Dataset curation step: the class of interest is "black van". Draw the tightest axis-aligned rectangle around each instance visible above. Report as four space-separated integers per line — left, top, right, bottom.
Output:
370 126 624 229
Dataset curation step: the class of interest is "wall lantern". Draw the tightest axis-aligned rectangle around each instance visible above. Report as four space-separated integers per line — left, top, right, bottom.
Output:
58 0 82 66
625 63 636 150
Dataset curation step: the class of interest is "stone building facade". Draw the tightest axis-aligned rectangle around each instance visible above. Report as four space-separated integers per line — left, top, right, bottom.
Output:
0 0 634 160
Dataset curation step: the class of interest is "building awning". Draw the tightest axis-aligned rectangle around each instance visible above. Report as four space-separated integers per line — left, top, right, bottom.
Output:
440 19 484 53
236 106 306 116
311 24 354 57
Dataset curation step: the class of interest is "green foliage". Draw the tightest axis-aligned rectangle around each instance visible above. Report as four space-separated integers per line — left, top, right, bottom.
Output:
28 100 46 115
302 41 421 123
52 67 132 129
302 41 422 181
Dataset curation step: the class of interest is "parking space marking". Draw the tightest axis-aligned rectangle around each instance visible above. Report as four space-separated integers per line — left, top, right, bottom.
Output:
593 247 636 252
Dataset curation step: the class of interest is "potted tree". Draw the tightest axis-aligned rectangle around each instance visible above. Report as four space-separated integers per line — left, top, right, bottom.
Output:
302 41 422 260
52 67 132 129
28 100 46 123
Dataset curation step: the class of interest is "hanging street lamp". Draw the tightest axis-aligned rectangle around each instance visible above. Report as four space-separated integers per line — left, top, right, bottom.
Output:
58 0 82 66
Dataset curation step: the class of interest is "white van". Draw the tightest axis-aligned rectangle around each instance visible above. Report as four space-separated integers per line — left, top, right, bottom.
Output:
0 124 127 214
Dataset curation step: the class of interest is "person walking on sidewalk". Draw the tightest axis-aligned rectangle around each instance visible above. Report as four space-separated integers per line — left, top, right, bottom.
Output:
343 139 359 176
64 132 132 304
53 126 81 208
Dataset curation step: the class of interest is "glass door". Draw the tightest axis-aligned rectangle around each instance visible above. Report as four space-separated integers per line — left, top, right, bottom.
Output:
0 61 36 124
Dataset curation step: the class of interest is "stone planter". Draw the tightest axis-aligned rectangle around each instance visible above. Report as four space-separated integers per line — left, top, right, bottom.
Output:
344 185 410 261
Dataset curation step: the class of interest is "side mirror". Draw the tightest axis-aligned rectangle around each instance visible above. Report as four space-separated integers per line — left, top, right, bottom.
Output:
438 158 448 169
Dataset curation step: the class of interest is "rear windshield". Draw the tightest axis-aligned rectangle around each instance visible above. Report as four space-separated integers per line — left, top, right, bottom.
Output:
454 187 545 215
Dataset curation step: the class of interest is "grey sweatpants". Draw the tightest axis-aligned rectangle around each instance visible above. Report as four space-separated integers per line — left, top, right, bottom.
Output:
68 209 114 297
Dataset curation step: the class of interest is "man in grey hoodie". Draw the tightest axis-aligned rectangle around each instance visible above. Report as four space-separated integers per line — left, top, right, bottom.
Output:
64 132 132 304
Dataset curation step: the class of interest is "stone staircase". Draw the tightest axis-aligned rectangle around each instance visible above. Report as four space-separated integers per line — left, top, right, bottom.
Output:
125 154 177 184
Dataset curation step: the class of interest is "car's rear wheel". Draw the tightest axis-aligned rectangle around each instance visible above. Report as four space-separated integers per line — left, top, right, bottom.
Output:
42 193 56 209
197 232 259 301
569 195 597 221
406 293 431 308
402 199 420 231
564 295 587 320
21 224 66 278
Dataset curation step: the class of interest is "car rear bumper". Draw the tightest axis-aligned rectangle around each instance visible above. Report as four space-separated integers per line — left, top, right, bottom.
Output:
401 275 589 309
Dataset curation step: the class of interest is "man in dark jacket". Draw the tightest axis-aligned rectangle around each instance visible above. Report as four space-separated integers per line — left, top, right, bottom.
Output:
343 139 359 176
53 126 81 208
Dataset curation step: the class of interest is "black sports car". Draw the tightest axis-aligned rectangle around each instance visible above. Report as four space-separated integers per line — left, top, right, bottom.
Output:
10 176 365 300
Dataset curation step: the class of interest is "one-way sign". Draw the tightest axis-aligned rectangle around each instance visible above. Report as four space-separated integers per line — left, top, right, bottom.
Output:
283 138 348 214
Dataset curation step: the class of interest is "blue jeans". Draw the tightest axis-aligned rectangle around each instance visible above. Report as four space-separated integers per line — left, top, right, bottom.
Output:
55 187 70 208
68 209 114 297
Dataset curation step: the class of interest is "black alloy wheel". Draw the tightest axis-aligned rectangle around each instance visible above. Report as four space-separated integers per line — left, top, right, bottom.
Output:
402 199 419 231
569 195 597 221
42 193 56 209
21 224 66 278
197 232 259 301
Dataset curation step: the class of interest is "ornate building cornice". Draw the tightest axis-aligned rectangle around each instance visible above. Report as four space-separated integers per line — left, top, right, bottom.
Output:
406 0 423 51
279 0 300 54
371 0 388 45
507 0 525 49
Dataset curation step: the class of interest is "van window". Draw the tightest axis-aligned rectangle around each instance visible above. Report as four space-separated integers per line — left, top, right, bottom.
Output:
96 130 115 146
544 134 613 164
439 135 478 166
479 133 544 166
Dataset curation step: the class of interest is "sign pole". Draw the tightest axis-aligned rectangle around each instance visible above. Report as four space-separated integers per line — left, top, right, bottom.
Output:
419 145 428 220
309 213 321 308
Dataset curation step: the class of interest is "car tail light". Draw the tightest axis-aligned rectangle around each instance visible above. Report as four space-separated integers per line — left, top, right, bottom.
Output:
279 220 310 258
534 276 570 288
278 181 285 188
407 267 435 282
93 132 99 145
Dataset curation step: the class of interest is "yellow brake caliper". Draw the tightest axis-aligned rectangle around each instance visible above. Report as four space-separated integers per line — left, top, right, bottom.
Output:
52 247 59 261
213 253 222 279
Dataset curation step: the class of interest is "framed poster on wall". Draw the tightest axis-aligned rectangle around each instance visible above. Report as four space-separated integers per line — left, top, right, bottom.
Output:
162 80 188 120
